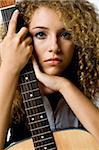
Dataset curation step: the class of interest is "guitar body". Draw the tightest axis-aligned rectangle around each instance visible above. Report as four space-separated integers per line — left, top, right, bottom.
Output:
6 129 99 150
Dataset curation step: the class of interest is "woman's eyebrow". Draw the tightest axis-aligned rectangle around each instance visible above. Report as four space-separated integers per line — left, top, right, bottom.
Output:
59 28 67 32
31 26 48 30
30 27 68 33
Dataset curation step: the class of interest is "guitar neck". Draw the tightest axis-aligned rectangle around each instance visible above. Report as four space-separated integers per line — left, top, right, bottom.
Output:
19 61 57 149
0 1 57 149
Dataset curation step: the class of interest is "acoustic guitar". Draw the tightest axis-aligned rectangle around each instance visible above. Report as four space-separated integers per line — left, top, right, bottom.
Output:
0 0 99 149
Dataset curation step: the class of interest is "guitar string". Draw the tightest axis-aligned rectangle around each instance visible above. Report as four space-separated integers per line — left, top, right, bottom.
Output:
24 71 49 134
21 67 47 140
22 65 56 147
25 65 57 149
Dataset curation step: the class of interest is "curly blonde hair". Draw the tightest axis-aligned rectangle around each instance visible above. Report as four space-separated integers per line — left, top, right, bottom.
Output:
17 0 99 97
0 0 99 123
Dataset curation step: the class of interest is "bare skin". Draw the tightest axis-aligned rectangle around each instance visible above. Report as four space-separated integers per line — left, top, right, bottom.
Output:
0 7 99 149
30 8 99 142
33 59 99 143
0 10 33 149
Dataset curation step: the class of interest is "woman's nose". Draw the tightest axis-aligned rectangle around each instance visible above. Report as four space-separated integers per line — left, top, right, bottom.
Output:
48 35 60 53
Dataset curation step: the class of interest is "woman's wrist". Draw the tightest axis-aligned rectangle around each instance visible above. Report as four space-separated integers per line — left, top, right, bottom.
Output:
0 62 20 78
59 77 72 94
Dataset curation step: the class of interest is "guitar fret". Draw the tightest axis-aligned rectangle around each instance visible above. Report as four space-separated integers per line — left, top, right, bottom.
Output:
32 132 53 143
27 111 46 118
49 148 57 150
22 91 41 101
24 95 42 102
30 125 50 132
20 64 34 74
28 119 49 129
20 80 37 85
31 130 53 140
34 136 53 144
24 105 45 116
20 70 34 76
22 88 41 98
25 104 44 111
35 142 55 150
34 138 55 149
27 113 47 123
20 82 38 93
32 131 51 138
20 72 36 83
28 118 48 125
23 98 43 109
24 99 43 109
21 88 39 95
20 70 33 76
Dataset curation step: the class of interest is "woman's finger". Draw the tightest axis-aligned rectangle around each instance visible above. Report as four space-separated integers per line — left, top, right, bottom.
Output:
23 37 33 46
33 58 60 92
7 10 19 35
17 27 29 41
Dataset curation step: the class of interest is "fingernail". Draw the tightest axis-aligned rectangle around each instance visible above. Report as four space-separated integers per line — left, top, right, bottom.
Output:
14 9 19 13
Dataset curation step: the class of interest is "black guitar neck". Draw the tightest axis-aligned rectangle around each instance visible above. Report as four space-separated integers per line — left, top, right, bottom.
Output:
0 2 57 150
19 60 57 150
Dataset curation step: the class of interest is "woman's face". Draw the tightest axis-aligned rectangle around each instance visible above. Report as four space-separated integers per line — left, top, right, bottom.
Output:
29 7 74 75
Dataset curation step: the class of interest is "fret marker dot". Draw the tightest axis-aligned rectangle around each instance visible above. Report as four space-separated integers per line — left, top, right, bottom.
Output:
41 135 44 139
40 115 43 119
31 117 34 121
44 147 47 150
25 76 28 80
30 93 33 97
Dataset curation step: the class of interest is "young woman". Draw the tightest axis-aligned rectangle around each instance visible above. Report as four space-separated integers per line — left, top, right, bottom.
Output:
0 0 99 149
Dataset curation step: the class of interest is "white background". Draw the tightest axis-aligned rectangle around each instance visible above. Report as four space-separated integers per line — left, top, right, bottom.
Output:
88 0 99 11
17 0 99 11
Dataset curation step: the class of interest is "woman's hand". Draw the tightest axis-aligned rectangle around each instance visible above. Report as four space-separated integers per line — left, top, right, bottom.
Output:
0 10 33 75
33 58 64 95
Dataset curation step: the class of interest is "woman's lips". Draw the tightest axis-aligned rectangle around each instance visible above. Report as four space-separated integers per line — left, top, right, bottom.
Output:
44 58 62 65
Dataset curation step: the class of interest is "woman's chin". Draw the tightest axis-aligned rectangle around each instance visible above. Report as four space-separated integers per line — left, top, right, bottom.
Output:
43 68 63 76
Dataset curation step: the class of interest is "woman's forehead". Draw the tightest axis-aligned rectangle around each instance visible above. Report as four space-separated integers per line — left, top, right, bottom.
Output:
30 6 65 29
31 6 61 19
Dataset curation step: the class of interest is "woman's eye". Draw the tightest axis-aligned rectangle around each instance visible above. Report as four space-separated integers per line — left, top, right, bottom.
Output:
60 31 71 40
35 32 46 39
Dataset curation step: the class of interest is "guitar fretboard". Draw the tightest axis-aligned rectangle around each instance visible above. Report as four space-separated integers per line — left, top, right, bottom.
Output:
0 2 57 149
19 61 57 150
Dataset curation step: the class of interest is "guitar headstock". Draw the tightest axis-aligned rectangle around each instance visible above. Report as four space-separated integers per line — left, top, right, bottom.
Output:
0 0 16 41
0 0 15 8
